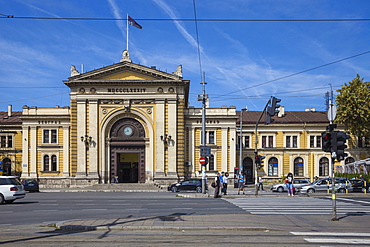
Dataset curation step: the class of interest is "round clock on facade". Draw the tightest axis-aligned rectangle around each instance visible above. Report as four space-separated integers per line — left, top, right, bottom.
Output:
123 126 133 136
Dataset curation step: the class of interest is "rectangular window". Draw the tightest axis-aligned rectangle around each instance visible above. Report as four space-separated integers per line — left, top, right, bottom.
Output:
262 136 274 148
286 135 298 148
0 135 13 148
208 131 215 144
310 136 315 148
244 136 250 148
268 163 278 176
309 135 322 148
316 136 321 148
43 129 57 144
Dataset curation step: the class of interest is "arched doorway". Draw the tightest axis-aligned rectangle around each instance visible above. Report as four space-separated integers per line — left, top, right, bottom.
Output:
2 158 11 176
110 118 146 183
243 157 254 184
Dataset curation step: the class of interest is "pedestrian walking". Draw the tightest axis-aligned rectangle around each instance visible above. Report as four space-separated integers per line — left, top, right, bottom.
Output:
285 172 294 196
222 172 229 195
214 172 222 198
238 171 246 195
258 176 264 191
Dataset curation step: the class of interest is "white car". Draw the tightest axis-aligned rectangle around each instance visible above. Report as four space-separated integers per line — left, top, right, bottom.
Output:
270 179 310 193
0 176 26 204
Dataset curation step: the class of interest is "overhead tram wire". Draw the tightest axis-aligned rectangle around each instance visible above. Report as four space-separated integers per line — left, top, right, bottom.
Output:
218 50 370 98
2 15 370 22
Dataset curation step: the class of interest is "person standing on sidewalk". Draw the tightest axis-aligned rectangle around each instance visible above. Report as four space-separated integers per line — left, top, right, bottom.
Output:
285 172 294 196
238 171 246 195
258 176 264 191
214 172 222 198
222 172 229 195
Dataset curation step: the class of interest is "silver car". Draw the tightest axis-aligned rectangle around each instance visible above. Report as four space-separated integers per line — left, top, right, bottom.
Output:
300 177 353 194
270 179 310 193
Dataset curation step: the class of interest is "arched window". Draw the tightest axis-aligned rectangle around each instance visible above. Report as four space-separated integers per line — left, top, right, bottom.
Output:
51 155 57 171
268 157 278 176
294 157 304 176
345 157 355 164
44 155 50 171
319 157 329 176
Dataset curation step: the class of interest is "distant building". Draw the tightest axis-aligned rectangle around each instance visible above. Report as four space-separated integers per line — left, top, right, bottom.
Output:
0 51 368 186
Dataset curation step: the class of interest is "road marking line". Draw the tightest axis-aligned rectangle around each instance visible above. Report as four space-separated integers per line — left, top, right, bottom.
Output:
33 210 58 212
291 232 370 237
304 238 370 244
81 209 108 211
0 211 13 213
336 198 370 204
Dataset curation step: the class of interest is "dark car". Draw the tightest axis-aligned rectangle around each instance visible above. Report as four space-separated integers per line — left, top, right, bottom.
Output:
22 179 39 192
351 179 370 193
168 179 206 193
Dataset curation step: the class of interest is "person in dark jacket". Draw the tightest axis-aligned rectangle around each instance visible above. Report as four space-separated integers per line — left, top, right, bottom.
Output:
214 172 222 198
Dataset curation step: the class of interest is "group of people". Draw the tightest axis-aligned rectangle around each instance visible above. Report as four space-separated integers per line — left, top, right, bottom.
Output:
213 172 229 198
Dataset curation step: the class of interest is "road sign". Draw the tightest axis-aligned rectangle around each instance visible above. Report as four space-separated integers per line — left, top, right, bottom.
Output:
199 156 207 165
200 146 211 157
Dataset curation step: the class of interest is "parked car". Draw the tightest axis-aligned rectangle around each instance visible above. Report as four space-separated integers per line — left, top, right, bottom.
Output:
0 176 26 204
351 179 370 193
300 177 353 194
168 179 206 193
22 179 39 192
270 179 310 193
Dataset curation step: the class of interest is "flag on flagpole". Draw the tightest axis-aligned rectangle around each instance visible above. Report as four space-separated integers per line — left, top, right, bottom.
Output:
128 16 142 29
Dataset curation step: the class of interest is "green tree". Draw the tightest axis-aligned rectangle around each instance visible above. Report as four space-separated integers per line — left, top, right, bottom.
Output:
335 75 370 146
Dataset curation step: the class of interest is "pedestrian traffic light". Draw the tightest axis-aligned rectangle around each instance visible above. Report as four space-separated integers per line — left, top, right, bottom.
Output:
266 97 281 124
321 131 332 152
255 155 265 169
332 131 350 161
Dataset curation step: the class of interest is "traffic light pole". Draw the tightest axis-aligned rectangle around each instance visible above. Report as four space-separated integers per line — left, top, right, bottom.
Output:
331 157 338 221
254 100 271 196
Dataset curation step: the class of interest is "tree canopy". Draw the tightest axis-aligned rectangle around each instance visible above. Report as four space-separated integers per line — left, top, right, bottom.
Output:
335 75 370 142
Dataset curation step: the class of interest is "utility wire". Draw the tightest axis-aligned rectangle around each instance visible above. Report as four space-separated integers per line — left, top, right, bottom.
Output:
218 50 370 97
2 15 370 22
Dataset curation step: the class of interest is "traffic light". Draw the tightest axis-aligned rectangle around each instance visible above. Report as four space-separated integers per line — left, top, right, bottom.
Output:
321 131 332 152
332 131 350 161
266 97 281 124
255 155 265 169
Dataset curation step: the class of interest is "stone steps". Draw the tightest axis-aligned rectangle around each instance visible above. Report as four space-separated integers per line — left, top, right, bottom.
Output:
88 183 165 190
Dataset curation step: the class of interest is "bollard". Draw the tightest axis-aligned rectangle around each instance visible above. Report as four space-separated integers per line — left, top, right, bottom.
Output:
345 180 348 194
365 180 367 194
327 180 330 194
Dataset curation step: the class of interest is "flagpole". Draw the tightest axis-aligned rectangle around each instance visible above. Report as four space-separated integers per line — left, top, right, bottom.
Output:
126 13 129 51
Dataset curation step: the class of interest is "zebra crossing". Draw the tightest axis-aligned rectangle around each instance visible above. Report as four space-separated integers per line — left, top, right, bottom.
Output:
224 197 370 215
291 232 370 245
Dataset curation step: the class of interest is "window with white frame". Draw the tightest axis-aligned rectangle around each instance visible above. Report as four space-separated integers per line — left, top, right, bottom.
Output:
208 154 215 171
261 135 274 148
309 135 322 148
208 131 215 144
244 135 250 148
294 157 304 176
0 135 13 148
319 157 329 176
268 157 278 176
43 129 57 144
43 154 58 171
286 135 298 148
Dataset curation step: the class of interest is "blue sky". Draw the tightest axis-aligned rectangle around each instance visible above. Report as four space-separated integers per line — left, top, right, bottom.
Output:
1 0 370 112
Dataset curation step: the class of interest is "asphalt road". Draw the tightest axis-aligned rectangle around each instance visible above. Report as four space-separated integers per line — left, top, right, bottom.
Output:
1 192 370 246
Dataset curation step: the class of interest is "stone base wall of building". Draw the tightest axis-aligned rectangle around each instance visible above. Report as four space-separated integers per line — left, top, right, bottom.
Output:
37 177 100 188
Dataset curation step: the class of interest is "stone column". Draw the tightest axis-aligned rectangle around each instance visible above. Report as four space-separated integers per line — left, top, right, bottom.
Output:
88 100 99 179
62 126 70 177
21 126 29 177
221 127 228 172
155 100 165 177
29 126 37 178
167 99 177 177
76 100 87 177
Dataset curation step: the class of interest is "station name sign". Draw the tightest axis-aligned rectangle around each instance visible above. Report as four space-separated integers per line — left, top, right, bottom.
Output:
107 88 146 93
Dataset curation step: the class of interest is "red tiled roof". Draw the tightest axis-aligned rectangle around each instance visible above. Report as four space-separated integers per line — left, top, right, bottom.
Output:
0 111 22 124
238 110 329 124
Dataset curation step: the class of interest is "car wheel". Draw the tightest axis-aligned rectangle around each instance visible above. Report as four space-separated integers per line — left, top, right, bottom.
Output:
171 187 178 193
5 200 15 204
277 187 284 193
196 186 202 193
338 188 345 193
0 194 4 205
307 188 315 194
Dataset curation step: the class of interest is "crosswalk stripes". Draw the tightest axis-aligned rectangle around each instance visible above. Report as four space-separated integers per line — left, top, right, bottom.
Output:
224 197 370 215
291 232 370 245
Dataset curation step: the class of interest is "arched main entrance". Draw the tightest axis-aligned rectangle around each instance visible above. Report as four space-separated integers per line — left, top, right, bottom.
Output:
110 118 146 183
243 157 254 184
2 158 11 176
